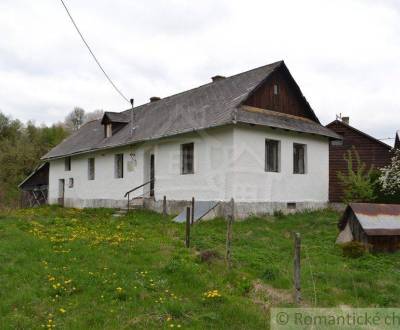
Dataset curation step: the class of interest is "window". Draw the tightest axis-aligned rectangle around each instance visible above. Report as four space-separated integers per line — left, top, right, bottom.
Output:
181 143 194 174
88 158 95 180
273 84 279 95
105 123 112 138
115 154 124 178
68 178 74 188
293 143 306 174
265 139 280 172
65 157 71 171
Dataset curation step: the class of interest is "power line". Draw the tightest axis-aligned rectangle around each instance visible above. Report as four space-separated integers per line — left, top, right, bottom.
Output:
59 0 130 104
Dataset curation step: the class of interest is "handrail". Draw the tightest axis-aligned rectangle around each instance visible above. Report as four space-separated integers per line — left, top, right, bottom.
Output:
124 179 155 212
124 179 154 198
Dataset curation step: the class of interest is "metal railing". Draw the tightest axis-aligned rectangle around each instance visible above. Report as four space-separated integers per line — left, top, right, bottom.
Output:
124 179 154 211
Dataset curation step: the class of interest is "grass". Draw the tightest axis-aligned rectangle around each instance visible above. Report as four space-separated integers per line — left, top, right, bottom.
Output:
0 206 400 329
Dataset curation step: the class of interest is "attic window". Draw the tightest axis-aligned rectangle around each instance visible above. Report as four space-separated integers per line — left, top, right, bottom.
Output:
273 84 279 95
65 157 71 171
105 123 112 138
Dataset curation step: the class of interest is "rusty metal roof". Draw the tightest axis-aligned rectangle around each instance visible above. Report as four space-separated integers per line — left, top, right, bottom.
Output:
341 203 400 236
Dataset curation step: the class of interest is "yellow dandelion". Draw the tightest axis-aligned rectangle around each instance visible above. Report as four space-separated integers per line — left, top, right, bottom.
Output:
59 308 66 313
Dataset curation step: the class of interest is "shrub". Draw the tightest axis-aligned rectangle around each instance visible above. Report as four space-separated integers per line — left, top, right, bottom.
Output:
378 149 400 202
337 147 377 203
341 241 369 258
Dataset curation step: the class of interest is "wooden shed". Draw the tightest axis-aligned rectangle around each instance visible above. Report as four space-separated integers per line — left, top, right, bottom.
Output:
18 162 49 207
337 203 400 252
326 118 391 202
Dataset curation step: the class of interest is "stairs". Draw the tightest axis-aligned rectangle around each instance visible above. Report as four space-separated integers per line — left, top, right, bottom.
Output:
112 197 145 217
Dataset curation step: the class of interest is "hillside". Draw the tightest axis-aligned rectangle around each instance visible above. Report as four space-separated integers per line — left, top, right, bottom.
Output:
1 207 400 329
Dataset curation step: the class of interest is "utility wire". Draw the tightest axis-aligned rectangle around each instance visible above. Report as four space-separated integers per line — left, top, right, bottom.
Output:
59 0 130 104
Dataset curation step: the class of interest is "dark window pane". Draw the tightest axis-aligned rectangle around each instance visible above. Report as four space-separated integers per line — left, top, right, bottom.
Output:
115 154 124 178
88 158 95 180
181 143 194 174
265 140 279 172
293 144 306 174
65 157 71 171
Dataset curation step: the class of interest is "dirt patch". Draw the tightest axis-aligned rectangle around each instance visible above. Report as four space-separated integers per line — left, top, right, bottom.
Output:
249 280 293 311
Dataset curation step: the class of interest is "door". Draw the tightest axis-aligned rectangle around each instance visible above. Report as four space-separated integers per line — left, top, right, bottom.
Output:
58 179 65 206
150 154 155 197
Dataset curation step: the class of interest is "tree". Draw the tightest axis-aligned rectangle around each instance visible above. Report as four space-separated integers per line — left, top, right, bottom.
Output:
64 107 85 132
337 147 377 203
379 149 400 196
85 109 104 123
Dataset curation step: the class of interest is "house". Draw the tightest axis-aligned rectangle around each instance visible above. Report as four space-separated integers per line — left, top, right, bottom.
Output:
18 162 49 207
337 203 400 252
41 61 340 218
326 117 392 203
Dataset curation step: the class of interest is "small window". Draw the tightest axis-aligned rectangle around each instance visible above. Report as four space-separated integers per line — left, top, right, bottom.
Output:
115 154 124 178
273 84 279 95
65 157 71 171
293 143 306 174
105 123 112 138
68 178 74 188
88 158 95 180
181 143 194 174
287 202 296 209
265 139 280 172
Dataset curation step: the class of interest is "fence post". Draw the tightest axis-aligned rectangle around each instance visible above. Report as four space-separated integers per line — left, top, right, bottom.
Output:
226 198 234 268
163 195 167 216
294 232 301 304
191 197 195 225
185 207 191 248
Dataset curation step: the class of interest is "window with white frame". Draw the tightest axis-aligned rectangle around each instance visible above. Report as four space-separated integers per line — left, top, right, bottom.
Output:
181 143 194 174
115 154 124 178
88 158 95 180
68 177 74 188
293 143 306 174
265 139 280 172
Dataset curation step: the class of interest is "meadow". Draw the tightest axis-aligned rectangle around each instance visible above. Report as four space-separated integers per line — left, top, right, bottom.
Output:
1 206 400 329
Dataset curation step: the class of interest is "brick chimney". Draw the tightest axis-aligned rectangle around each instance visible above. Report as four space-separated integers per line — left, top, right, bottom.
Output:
150 96 161 103
342 116 350 125
212 75 226 82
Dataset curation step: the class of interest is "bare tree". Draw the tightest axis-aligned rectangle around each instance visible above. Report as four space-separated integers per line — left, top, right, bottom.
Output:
84 109 104 123
64 107 85 132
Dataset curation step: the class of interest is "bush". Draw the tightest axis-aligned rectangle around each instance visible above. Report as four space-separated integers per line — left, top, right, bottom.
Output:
341 241 369 258
337 147 377 203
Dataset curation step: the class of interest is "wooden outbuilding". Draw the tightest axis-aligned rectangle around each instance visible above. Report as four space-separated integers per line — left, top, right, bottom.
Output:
337 203 400 252
18 162 49 207
326 118 392 202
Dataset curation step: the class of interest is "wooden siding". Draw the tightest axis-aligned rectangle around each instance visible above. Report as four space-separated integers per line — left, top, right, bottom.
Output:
244 69 317 122
327 120 391 202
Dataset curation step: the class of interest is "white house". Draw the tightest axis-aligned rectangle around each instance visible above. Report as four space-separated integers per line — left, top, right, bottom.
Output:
42 61 340 218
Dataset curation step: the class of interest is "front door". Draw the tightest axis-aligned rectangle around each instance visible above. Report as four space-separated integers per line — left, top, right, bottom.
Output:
58 179 65 206
150 154 155 197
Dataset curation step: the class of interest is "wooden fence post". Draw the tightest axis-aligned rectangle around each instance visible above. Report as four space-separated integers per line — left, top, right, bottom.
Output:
191 197 195 225
185 207 191 248
294 232 301 304
163 195 167 216
226 198 234 268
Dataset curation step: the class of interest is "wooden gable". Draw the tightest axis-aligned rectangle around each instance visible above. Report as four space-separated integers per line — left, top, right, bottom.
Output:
326 120 392 202
244 65 319 122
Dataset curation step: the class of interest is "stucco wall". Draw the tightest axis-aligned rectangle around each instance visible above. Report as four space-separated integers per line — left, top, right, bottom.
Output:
48 124 329 213
232 125 329 203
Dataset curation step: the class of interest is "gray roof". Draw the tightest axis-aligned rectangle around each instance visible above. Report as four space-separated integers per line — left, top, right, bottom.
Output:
340 203 400 236
42 61 340 160
101 111 129 124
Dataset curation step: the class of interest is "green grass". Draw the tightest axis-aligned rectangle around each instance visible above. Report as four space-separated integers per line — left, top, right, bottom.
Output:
0 206 400 329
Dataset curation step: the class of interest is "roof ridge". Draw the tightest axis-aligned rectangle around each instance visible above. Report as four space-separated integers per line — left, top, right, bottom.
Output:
117 60 284 115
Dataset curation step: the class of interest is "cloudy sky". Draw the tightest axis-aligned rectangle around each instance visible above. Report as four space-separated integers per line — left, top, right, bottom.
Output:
0 0 399 142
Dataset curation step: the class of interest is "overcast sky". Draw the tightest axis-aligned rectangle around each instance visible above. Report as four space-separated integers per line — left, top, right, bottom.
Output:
0 0 399 142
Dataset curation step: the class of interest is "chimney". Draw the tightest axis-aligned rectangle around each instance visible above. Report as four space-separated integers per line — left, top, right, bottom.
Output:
150 96 161 103
342 116 350 125
212 75 226 82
